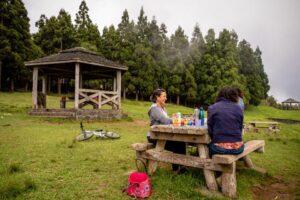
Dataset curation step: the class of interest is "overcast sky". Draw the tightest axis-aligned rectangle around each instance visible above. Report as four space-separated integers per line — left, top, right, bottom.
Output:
23 0 300 102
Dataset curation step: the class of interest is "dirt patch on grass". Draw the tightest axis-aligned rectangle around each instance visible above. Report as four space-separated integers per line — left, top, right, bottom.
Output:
133 120 149 127
252 177 297 200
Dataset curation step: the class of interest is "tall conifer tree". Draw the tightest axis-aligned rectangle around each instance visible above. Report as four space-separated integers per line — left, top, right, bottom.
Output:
0 0 37 91
75 0 101 51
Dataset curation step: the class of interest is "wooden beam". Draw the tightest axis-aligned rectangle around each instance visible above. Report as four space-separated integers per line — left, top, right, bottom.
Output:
144 149 222 171
221 163 236 198
113 76 117 92
42 76 47 94
75 63 80 109
26 60 127 71
32 67 38 109
149 131 210 144
198 144 218 191
131 143 155 151
117 70 121 109
212 140 265 164
57 78 61 96
150 125 208 135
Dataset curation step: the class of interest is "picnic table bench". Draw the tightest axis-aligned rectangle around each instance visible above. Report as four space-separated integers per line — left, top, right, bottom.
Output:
246 121 280 133
131 125 265 198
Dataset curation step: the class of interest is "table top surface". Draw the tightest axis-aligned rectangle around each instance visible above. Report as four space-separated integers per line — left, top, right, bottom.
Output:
150 124 208 135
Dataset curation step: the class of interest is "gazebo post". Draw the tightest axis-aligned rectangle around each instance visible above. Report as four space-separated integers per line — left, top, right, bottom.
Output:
113 76 117 92
80 74 83 88
32 67 38 109
117 70 121 109
42 76 47 94
75 63 80 109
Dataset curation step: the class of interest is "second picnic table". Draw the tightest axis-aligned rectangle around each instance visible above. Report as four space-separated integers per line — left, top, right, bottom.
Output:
246 121 280 133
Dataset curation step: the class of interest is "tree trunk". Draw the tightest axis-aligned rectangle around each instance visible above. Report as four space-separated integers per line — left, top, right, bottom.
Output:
47 77 51 93
58 78 61 95
10 79 15 92
25 82 28 91
123 88 126 100
0 61 2 90
176 95 180 105
135 91 139 101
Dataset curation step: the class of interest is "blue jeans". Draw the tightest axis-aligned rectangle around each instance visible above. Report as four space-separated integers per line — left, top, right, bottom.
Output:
209 143 244 157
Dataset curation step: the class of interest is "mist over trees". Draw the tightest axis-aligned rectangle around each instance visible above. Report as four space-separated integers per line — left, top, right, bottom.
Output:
0 0 269 106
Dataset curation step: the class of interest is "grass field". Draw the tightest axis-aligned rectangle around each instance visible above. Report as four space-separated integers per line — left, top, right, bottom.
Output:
0 92 299 200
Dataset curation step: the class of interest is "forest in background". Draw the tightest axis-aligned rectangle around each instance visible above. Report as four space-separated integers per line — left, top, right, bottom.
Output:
0 0 269 106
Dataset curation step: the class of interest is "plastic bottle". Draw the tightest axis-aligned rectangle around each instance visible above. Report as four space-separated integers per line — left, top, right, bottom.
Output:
177 112 181 126
199 107 204 126
172 112 181 127
194 108 200 127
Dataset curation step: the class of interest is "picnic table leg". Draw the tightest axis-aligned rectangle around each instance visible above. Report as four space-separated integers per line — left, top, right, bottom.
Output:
242 155 254 168
148 140 166 175
221 163 236 198
197 144 218 191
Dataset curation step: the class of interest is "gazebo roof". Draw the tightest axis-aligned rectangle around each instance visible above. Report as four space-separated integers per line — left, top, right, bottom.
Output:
282 98 300 104
25 47 127 71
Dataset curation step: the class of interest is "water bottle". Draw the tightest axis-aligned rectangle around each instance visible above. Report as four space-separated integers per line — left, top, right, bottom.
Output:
194 108 200 127
199 107 204 126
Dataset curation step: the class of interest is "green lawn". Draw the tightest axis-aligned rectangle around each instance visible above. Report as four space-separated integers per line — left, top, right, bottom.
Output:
0 92 299 200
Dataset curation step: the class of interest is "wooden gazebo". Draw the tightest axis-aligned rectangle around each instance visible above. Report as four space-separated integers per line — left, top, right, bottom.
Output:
25 47 127 119
282 98 300 107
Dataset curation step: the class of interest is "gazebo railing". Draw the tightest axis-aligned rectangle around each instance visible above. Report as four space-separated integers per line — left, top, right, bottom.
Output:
78 89 119 109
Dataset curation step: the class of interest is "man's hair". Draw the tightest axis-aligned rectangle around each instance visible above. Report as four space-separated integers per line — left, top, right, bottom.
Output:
150 88 166 103
216 86 239 103
234 87 243 98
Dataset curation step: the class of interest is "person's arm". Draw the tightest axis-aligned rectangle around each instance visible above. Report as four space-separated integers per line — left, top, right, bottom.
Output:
207 106 214 140
150 106 172 125
239 110 244 133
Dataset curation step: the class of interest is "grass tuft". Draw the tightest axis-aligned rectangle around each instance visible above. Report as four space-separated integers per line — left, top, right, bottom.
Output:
24 178 37 191
0 179 22 199
67 138 77 148
8 162 21 174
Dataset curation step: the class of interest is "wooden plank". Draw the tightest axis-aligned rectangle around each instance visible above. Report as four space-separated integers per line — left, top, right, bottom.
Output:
117 70 121 109
144 149 222 171
79 88 117 95
221 163 237 198
98 91 102 109
75 63 80 109
32 67 38 109
131 143 155 151
100 94 118 105
42 76 46 94
150 125 207 135
148 140 166 174
242 155 254 168
198 144 218 191
247 121 279 125
212 140 265 164
150 131 210 144
79 92 99 105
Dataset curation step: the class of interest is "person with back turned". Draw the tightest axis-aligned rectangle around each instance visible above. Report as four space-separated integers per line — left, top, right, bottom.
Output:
207 86 244 156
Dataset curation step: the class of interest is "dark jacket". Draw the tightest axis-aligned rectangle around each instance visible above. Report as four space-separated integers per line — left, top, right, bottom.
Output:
207 97 243 143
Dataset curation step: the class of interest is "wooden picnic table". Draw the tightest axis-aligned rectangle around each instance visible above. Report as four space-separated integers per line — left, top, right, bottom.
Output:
246 121 280 133
132 125 265 198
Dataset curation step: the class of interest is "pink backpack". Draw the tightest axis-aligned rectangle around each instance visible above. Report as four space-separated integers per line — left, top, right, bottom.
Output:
125 171 151 198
